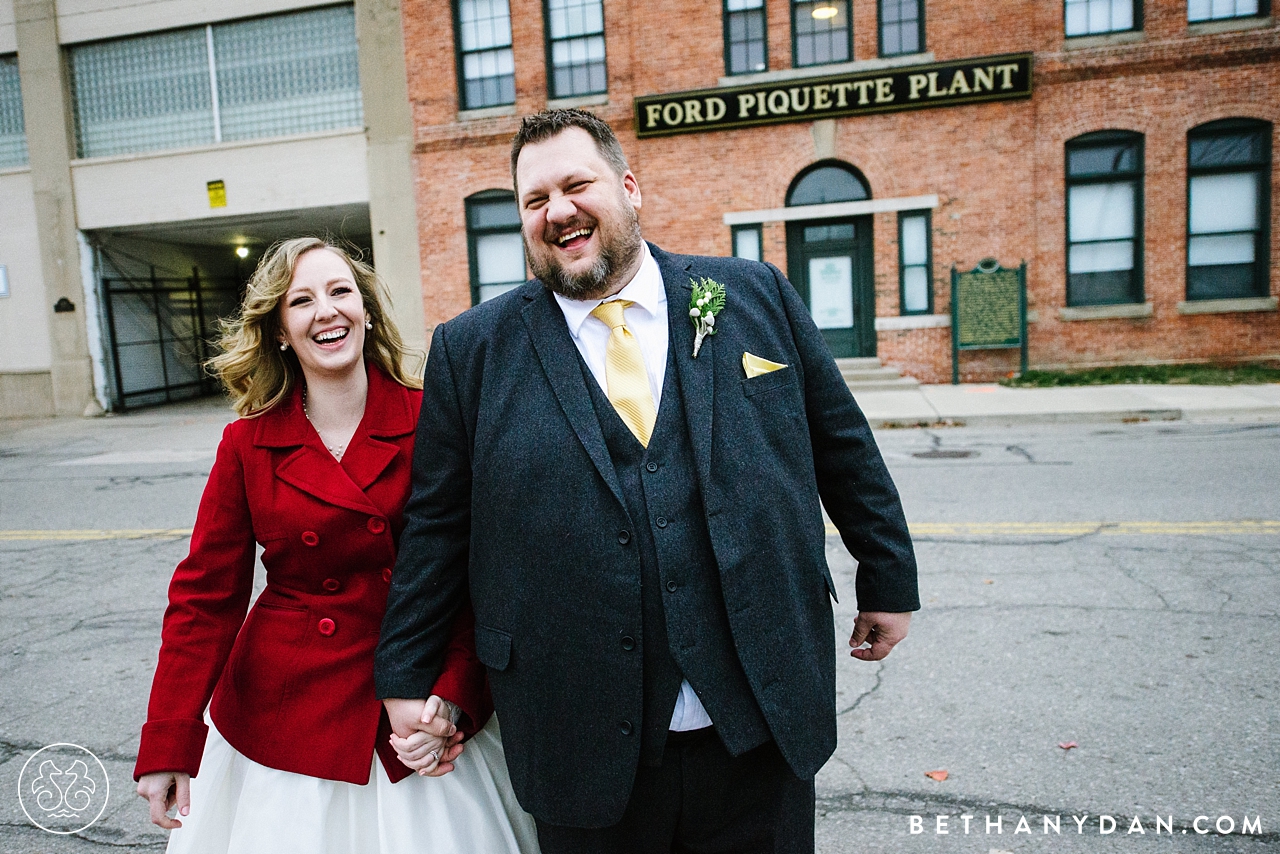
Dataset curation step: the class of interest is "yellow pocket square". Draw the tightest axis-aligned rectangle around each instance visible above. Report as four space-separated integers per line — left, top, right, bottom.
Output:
742 352 788 378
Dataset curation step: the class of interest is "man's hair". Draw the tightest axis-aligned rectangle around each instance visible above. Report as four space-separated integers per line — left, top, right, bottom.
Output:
510 109 630 190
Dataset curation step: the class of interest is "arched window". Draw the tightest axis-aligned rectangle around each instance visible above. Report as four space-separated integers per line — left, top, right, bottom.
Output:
1186 118 1271 301
465 190 525 305
1065 130 1144 306
786 162 870 206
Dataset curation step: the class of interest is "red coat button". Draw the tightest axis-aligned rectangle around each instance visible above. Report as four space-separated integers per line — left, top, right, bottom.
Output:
301 531 320 546
318 618 336 636
382 568 393 583
322 578 340 592
367 517 387 535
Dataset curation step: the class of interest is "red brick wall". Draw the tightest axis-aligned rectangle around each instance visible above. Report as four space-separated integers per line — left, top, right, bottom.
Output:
403 0 1280 382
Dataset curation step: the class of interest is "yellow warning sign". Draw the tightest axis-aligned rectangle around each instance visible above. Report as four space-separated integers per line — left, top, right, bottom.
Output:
207 180 227 208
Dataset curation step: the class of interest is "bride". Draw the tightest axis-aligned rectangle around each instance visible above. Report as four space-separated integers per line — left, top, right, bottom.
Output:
134 237 539 853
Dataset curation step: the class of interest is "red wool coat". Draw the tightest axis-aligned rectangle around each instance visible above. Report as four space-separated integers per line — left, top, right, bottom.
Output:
135 367 491 785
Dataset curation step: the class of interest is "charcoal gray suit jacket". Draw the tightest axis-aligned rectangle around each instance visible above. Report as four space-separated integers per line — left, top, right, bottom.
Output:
375 243 919 828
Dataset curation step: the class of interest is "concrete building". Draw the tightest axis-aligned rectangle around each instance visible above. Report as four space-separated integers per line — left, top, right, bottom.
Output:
0 0 423 416
402 0 1278 383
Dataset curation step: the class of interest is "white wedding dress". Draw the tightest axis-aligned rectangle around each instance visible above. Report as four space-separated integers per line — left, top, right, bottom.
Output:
166 716 539 854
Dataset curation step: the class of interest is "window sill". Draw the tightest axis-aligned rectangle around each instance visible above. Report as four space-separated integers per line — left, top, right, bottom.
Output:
547 93 609 109
1059 302 1153 321
457 105 517 122
0 164 31 176
1063 30 1145 50
1187 16 1274 35
1177 296 1278 315
876 313 949 331
717 53 934 88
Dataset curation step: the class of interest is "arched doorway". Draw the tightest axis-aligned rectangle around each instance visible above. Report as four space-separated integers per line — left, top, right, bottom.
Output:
785 162 875 358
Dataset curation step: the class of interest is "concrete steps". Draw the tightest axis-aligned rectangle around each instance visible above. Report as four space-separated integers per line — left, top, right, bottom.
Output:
836 357 920 391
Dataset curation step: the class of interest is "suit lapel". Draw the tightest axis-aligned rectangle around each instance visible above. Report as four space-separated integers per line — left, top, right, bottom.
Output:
654 245 714 486
521 287 627 509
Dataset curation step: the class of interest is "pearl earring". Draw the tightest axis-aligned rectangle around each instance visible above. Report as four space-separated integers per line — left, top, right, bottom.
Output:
280 342 288 351
364 319 373 330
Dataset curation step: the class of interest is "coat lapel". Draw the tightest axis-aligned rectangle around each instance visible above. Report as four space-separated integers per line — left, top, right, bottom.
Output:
521 287 627 510
254 376 390 517
654 245 714 486
341 367 415 493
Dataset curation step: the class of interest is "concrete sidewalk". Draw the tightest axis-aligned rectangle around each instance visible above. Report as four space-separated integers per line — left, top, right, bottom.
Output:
853 382 1280 428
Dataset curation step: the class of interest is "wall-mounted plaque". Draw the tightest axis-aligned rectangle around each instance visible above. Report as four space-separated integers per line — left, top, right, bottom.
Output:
950 259 1027 384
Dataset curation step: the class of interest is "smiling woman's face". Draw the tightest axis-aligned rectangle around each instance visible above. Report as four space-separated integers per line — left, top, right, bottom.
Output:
277 247 367 382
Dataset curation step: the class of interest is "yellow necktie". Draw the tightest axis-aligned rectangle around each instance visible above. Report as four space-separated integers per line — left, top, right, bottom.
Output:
590 300 656 447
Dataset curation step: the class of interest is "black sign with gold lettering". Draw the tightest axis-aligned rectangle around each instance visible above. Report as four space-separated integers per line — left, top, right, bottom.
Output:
634 53 1032 138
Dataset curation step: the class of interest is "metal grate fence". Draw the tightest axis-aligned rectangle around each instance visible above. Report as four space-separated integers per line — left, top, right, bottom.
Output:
102 270 240 410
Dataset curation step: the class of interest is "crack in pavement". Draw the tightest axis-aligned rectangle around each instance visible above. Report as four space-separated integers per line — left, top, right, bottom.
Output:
838 662 885 718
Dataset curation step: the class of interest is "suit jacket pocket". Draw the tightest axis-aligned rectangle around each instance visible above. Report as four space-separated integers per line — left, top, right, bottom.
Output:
474 624 512 671
741 365 797 398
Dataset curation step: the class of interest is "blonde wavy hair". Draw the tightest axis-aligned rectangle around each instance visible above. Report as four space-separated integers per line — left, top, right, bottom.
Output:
209 237 422 417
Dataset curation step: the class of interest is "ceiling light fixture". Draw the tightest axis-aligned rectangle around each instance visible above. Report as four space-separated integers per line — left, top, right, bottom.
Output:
235 246 249 259
811 3 839 19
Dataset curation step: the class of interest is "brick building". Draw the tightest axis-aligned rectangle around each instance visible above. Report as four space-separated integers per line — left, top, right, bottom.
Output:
403 0 1277 382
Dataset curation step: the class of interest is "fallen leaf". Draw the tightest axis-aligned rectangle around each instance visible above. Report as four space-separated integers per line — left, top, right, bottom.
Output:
925 769 948 781
1058 741 1078 751
983 579 994 585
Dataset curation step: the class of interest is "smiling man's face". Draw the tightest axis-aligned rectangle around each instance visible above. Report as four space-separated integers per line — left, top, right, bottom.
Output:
515 127 644 301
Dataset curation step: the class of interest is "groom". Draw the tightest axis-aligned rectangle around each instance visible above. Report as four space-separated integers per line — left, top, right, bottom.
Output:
376 109 919 851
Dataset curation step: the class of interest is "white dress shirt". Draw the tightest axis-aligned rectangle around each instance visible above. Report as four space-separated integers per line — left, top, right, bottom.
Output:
554 244 714 732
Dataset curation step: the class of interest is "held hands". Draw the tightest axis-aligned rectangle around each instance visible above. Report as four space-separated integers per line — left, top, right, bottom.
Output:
849 611 912 661
137 771 191 829
384 695 465 777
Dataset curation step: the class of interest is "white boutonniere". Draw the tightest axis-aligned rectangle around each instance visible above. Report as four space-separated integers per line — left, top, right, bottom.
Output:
689 277 725 358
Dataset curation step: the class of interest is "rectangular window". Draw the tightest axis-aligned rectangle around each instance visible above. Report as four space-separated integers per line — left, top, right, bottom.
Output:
732 225 762 262
467 193 526 304
1065 132 1144 306
1064 0 1138 36
725 0 767 75
898 212 931 314
1186 121 1270 300
68 6 362 159
879 0 923 56
546 0 607 98
1188 0 1264 21
793 0 851 67
0 54 27 169
213 7 362 142
456 0 516 109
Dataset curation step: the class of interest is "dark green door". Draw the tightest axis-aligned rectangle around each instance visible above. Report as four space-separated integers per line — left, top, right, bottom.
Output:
786 217 875 358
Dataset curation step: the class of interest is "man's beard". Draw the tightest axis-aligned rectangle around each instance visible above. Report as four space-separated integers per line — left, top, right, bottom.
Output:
528 203 643 301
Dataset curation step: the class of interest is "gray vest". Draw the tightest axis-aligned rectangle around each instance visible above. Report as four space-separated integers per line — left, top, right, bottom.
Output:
580 345 771 765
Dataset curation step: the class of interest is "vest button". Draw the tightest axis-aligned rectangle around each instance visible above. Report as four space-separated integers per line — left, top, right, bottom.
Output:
619 720 633 736
322 578 340 592
645 461 658 473
666 581 678 593
655 516 668 528
301 531 319 547
317 618 336 636
617 530 631 545
367 517 387 535
621 636 635 651
382 567 393 583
